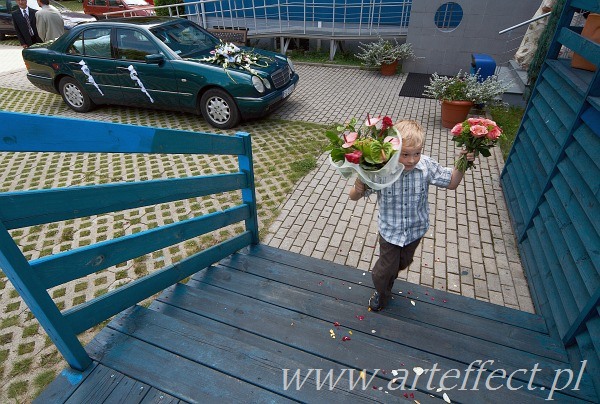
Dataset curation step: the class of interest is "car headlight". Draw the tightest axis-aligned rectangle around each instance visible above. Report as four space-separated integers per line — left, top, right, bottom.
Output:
252 76 265 93
287 57 295 73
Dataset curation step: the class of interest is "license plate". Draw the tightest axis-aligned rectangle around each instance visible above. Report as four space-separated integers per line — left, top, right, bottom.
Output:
282 84 295 99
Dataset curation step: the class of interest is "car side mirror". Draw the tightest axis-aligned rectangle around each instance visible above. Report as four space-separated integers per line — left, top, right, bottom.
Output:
145 53 164 65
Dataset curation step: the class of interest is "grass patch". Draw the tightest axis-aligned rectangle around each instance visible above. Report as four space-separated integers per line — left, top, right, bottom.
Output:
289 157 318 182
287 49 363 66
489 105 525 161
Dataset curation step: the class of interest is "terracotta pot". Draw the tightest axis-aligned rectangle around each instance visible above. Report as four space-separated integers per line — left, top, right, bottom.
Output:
380 60 398 76
571 13 600 72
441 100 474 129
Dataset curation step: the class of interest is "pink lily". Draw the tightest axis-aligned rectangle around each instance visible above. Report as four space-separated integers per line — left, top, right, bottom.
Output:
342 131 358 148
384 136 401 150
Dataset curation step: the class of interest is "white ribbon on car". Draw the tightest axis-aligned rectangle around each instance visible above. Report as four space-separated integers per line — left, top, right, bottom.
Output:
127 65 154 103
78 60 104 95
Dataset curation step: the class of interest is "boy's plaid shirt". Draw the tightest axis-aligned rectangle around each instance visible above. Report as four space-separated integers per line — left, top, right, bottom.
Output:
366 155 451 247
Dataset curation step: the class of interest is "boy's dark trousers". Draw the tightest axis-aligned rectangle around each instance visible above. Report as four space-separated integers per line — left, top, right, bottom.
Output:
371 235 422 305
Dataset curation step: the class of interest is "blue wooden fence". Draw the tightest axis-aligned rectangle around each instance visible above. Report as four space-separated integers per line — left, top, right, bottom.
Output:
0 111 259 370
500 0 600 397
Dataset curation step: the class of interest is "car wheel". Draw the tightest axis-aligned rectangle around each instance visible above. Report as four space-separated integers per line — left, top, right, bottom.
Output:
59 77 95 113
200 88 240 129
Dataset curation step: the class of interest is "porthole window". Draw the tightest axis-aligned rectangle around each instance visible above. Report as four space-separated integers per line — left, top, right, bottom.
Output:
434 2 463 32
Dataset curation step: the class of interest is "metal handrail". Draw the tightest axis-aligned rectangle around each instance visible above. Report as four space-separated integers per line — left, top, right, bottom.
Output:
499 11 551 35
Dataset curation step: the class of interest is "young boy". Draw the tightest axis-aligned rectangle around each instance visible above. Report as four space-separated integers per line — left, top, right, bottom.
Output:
349 120 474 311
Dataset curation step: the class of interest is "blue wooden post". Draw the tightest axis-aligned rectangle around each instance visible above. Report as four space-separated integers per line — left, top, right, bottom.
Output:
0 223 92 370
236 132 259 244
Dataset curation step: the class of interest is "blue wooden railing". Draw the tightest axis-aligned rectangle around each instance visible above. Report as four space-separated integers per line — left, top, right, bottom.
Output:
0 111 259 370
500 0 600 396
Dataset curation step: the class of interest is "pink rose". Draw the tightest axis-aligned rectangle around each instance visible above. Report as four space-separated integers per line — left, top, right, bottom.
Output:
342 131 358 148
487 127 502 140
345 150 362 164
467 117 485 126
451 123 463 135
470 125 488 138
482 118 497 127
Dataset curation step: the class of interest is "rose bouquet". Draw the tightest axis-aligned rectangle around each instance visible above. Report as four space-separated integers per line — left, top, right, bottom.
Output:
327 114 403 190
450 117 503 172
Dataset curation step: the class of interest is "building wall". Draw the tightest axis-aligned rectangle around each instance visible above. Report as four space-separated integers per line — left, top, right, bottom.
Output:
403 0 539 75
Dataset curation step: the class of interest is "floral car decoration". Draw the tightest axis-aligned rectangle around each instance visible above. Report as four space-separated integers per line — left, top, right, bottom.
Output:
327 114 404 190
191 41 273 83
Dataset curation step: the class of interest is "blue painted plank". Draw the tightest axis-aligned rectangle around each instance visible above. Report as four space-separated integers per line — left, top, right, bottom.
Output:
551 169 600 277
573 331 600 399
64 232 253 334
558 27 600 68
139 388 181 404
563 289 600 346
63 364 126 403
236 133 259 244
538 201 590 312
526 220 572 337
0 173 248 229
243 244 550 332
530 92 571 145
33 362 98 403
32 205 251 289
0 222 92 370
541 67 582 114
0 111 245 155
86 327 295 402
581 105 600 138
524 108 562 161
571 0 600 13
522 120 556 174
545 59 590 98
535 79 578 130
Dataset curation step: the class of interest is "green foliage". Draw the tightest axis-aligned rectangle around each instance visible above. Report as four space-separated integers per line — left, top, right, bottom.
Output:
489 105 525 160
154 0 185 16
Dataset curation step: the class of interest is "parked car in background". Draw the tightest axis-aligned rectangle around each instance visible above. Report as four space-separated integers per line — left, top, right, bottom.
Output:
22 17 298 129
83 0 155 19
0 0 95 40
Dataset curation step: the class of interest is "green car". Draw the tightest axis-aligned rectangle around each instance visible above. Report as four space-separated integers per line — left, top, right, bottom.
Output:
23 17 298 129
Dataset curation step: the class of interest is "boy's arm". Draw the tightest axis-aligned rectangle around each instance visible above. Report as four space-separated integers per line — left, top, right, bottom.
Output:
447 150 476 190
349 178 367 200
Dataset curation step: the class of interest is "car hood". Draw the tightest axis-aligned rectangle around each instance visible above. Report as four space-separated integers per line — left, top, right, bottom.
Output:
60 11 96 23
183 47 290 75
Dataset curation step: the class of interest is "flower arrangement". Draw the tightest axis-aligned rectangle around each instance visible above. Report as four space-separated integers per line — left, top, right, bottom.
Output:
450 117 504 172
327 115 400 170
327 115 404 190
355 38 416 68
423 70 511 105
193 42 272 83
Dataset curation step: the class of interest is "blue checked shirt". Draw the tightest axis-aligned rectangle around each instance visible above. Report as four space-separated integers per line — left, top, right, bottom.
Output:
365 155 452 247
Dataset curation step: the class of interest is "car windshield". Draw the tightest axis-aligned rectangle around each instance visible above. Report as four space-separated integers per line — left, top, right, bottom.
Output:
150 21 219 57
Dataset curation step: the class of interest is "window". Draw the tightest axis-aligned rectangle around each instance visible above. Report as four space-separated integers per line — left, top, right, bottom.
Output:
67 28 112 58
434 2 463 32
116 29 159 61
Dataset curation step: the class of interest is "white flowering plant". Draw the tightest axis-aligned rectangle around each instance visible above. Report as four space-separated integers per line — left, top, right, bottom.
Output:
423 70 511 105
355 38 416 68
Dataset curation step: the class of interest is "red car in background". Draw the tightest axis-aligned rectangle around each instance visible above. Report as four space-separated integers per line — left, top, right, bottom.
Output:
83 0 155 19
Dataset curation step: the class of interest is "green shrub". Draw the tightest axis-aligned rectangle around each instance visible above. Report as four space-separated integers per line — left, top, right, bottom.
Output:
154 0 185 17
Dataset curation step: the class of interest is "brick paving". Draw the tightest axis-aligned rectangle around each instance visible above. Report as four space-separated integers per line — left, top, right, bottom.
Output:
0 42 534 402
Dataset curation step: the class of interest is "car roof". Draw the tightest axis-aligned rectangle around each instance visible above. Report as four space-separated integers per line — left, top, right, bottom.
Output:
87 16 184 29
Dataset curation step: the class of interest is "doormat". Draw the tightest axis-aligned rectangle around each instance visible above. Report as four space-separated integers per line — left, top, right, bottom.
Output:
398 72 434 98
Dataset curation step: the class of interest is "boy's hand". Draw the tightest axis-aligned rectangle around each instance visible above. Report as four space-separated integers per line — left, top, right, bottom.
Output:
354 178 366 194
458 149 476 162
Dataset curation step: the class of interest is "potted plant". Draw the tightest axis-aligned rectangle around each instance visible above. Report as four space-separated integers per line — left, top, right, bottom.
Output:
355 38 416 76
423 70 511 128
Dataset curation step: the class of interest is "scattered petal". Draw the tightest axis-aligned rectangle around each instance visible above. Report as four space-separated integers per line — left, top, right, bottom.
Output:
399 291 403 294
443 393 451 403
349 330 353 335
372 386 378 390
443 299 448 303
349 287 352 289
342 336 351 341
431 298 435 301
368 307 372 312
362 272 366 276
415 401 421 404
333 322 341 328
411 301 416 306
359 370 366 380
318 281 323 286
404 393 409 398
410 393 415 398
356 315 365 320
436 388 443 392
359 282 363 284
378 387 383 391
391 370 398 376
371 329 376 333
413 367 424 375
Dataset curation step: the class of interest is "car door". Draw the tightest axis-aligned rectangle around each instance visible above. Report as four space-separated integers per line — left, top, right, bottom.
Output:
0 0 16 37
62 26 122 104
114 28 178 109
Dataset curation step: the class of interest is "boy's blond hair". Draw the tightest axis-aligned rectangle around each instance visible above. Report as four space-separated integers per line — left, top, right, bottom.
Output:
393 120 424 149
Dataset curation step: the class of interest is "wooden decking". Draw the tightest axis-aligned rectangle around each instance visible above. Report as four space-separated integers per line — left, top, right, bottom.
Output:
36 245 598 403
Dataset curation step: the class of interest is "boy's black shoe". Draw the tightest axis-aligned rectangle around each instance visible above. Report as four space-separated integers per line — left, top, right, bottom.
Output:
369 292 385 311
